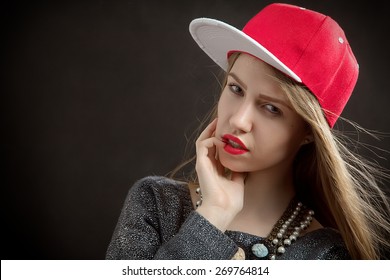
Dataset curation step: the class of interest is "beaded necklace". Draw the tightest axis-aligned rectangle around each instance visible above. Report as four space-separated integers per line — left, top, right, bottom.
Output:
195 187 314 260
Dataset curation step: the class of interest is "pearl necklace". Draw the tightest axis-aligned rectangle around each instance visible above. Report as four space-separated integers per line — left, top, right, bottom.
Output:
195 187 314 260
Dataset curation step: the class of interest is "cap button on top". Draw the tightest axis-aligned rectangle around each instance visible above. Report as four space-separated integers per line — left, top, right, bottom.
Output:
338 37 344 44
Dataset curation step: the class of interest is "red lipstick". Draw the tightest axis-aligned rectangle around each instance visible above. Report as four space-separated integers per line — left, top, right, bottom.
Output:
222 134 249 155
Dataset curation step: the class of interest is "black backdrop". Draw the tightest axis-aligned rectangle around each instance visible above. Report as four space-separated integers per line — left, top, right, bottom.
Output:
3 0 390 259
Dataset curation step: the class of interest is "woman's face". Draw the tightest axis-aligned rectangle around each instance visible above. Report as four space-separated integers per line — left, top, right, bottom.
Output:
215 53 309 174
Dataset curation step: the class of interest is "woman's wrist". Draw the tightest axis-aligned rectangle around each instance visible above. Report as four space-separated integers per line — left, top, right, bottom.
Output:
195 204 238 232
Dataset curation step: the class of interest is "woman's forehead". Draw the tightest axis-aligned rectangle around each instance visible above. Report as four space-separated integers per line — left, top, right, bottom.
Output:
229 53 290 101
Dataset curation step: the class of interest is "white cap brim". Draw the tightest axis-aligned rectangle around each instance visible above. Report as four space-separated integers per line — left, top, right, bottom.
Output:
189 18 302 83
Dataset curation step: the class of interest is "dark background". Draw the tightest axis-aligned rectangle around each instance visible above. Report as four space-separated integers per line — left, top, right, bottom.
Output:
2 0 389 259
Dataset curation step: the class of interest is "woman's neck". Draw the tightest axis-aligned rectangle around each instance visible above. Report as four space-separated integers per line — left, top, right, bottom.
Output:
243 169 295 213
227 167 296 236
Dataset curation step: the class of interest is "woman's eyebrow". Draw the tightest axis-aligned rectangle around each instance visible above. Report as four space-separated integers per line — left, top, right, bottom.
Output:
228 72 292 110
257 93 292 110
228 72 247 90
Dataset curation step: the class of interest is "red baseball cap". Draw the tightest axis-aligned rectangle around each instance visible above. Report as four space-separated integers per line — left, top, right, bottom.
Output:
189 3 359 127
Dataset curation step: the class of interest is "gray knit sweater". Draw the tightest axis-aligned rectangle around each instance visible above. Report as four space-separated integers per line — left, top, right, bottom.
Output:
106 176 350 260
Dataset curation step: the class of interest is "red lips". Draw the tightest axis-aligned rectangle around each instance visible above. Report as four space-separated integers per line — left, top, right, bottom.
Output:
222 134 249 155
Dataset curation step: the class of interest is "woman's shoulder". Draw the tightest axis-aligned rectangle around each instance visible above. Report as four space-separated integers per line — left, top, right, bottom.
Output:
130 176 189 196
128 176 193 210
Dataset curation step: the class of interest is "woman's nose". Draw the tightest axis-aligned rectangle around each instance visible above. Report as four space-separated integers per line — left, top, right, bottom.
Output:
229 103 253 133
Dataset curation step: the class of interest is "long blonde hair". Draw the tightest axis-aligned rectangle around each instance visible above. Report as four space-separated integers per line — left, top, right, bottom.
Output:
171 53 390 259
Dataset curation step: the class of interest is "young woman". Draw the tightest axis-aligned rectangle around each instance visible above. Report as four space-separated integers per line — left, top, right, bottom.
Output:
106 3 390 260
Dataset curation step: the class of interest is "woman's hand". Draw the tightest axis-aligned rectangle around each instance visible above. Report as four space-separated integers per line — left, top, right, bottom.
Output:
195 118 246 232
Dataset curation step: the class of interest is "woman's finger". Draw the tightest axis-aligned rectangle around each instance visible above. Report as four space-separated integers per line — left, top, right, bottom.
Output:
197 118 217 142
196 137 217 158
196 137 222 170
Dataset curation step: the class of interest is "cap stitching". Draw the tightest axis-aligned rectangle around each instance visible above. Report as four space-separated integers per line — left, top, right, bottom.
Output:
292 16 328 69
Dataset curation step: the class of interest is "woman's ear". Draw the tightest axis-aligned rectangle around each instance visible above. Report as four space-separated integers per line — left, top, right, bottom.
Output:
302 135 314 145
301 124 314 146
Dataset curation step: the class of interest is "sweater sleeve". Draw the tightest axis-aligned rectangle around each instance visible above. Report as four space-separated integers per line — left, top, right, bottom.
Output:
105 176 238 260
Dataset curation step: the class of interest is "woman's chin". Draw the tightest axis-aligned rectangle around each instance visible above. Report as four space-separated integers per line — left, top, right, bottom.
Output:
219 157 250 173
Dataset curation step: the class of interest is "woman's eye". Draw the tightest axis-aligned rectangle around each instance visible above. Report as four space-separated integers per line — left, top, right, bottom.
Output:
264 104 281 115
228 83 243 95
